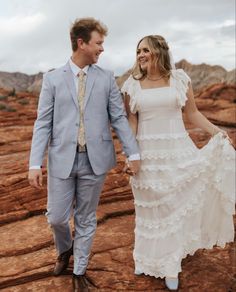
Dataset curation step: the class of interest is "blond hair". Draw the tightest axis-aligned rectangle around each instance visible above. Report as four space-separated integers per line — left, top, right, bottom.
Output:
70 17 108 51
132 35 172 80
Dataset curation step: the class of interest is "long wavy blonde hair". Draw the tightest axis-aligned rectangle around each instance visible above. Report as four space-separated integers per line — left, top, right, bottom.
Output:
132 35 172 80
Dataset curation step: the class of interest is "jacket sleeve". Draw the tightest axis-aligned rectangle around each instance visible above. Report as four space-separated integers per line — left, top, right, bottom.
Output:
29 73 54 167
108 72 139 157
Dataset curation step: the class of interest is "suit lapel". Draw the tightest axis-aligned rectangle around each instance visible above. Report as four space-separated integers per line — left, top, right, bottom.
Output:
84 65 97 109
62 62 78 109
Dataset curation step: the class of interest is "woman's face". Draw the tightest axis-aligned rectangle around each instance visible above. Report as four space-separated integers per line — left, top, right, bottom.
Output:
137 39 155 72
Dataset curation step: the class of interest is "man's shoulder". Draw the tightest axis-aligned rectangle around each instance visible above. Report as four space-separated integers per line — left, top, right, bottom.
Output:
92 65 113 76
43 64 67 79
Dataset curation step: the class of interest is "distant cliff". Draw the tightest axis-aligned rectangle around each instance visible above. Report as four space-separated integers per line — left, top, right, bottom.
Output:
0 60 235 93
175 59 236 92
0 71 43 93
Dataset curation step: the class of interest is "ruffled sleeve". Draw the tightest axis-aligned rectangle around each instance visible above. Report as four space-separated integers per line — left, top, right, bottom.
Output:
171 69 191 107
121 75 138 114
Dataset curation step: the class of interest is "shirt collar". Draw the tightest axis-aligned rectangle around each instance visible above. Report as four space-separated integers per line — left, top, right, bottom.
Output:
69 58 89 76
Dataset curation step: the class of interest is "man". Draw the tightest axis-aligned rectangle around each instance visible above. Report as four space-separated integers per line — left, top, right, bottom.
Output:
28 17 140 291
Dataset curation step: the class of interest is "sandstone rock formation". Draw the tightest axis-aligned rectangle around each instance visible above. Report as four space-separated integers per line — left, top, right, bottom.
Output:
194 84 236 128
0 60 235 94
0 72 43 93
0 85 235 291
176 59 236 92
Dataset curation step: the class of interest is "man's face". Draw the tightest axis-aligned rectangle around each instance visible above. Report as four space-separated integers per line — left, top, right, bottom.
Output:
81 31 104 64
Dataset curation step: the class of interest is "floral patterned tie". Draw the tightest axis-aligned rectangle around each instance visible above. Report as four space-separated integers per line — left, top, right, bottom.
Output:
78 70 86 147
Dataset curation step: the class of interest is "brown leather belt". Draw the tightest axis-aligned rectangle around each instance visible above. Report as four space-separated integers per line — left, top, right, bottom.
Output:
77 144 87 152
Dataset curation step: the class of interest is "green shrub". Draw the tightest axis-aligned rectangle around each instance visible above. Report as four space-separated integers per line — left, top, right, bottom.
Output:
7 106 17 112
0 103 7 110
18 99 29 105
0 103 16 112
8 88 16 97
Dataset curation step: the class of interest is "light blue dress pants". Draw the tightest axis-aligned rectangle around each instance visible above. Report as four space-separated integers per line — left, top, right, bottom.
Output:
46 151 106 275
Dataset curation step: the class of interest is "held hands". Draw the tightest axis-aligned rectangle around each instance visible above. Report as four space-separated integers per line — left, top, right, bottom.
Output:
123 160 140 176
28 169 43 189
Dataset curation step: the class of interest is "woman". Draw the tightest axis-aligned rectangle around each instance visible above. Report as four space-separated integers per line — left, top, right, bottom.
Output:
121 35 235 291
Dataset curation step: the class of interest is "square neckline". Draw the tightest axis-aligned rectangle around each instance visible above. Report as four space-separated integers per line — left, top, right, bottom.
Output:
138 74 173 90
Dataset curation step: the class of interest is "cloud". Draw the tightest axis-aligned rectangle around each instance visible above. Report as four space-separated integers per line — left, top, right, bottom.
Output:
0 0 235 75
0 13 45 36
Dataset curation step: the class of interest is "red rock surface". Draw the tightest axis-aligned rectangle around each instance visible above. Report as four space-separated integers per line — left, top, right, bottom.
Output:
0 86 235 291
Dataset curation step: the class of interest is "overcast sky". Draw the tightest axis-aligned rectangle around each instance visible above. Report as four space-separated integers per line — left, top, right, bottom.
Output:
0 0 235 75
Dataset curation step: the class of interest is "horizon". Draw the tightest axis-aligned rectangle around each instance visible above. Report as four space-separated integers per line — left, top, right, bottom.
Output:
0 59 235 77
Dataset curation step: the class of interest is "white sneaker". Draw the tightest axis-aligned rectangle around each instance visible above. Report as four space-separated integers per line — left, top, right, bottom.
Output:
165 277 179 290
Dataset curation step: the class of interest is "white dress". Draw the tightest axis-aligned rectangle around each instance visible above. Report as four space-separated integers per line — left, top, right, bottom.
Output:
121 69 235 278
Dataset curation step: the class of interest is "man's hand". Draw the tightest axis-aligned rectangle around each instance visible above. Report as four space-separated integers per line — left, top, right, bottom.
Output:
28 169 43 189
123 160 140 176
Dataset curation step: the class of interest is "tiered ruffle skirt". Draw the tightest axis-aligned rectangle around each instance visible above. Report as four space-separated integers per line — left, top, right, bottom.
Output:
132 132 235 278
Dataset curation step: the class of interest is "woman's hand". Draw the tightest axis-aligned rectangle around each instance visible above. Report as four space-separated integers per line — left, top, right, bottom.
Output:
212 127 233 145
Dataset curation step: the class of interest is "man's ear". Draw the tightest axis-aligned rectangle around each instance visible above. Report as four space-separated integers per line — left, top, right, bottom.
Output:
77 38 84 49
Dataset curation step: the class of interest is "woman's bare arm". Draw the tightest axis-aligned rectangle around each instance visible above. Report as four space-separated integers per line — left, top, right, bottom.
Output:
124 93 138 136
184 83 227 137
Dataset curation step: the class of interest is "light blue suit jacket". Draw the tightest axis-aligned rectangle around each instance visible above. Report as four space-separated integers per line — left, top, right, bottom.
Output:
29 62 139 178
